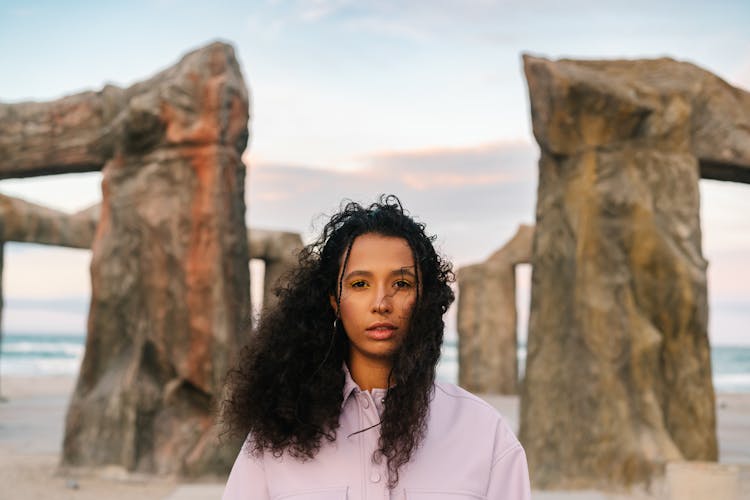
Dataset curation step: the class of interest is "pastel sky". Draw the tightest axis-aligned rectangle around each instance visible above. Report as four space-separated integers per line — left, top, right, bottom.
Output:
1 0 749 344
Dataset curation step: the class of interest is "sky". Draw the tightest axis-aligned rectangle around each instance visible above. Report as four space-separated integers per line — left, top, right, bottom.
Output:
1 0 749 345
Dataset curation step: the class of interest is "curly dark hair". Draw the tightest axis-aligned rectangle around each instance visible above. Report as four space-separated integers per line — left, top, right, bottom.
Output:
222 194 455 488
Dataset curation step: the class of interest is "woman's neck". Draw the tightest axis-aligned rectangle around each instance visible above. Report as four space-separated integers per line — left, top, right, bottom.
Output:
347 354 392 391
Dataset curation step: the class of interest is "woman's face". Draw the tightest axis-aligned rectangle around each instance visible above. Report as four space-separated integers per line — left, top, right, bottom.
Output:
331 233 417 367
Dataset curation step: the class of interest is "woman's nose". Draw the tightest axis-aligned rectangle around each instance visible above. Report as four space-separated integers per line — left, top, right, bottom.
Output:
372 287 393 313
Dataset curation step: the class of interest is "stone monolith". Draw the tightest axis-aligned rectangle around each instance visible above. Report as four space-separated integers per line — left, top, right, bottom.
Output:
248 228 304 311
520 55 750 489
48 42 250 476
457 224 534 394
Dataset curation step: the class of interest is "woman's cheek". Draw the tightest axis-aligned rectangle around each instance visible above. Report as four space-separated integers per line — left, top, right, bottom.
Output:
401 296 416 318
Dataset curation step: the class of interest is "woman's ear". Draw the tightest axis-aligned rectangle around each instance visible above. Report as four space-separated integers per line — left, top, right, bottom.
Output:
329 295 338 316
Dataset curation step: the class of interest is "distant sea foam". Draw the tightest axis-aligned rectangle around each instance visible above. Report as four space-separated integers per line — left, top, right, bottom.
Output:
2 333 749 393
438 340 750 393
0 333 84 377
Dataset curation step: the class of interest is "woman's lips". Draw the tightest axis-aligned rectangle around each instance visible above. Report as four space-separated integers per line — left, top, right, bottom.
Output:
366 323 397 340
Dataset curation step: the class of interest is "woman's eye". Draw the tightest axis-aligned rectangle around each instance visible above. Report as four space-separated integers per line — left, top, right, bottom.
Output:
351 280 367 288
394 280 412 289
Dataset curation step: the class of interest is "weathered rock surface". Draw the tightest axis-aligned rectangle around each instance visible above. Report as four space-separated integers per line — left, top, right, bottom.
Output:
0 194 97 248
457 224 533 394
519 55 744 489
248 228 304 311
0 42 255 477
0 87 122 178
523 55 750 183
0 193 301 312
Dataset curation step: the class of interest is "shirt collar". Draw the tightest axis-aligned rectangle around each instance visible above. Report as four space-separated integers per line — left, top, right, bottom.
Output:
342 362 359 408
341 363 390 410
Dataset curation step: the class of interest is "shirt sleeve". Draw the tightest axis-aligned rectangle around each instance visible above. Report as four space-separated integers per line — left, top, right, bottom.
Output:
485 416 531 500
485 444 531 500
222 442 270 500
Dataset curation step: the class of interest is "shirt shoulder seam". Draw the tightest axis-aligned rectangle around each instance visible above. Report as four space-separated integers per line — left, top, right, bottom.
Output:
491 442 523 468
433 381 502 414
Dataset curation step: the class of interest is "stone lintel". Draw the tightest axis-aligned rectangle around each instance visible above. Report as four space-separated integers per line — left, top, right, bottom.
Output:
522 54 750 182
700 158 750 184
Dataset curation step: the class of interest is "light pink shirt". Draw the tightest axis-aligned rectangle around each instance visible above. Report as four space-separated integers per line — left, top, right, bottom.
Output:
223 367 531 499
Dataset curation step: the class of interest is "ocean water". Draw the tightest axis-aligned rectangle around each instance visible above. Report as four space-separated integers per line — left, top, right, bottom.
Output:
2 333 749 393
437 340 750 393
0 333 85 377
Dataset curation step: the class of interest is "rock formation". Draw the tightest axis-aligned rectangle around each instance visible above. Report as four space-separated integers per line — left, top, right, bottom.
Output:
248 228 304 311
0 194 97 248
457 224 533 394
0 42 251 476
0 91 119 179
520 55 750 489
0 193 302 320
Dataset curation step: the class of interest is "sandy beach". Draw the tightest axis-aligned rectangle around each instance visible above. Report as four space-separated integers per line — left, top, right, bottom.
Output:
1 376 748 500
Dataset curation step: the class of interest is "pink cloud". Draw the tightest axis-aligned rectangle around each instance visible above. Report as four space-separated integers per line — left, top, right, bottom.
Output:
361 140 538 189
246 140 539 266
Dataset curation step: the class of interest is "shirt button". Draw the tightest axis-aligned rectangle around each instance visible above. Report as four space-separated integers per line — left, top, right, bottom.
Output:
362 398 370 409
370 471 381 483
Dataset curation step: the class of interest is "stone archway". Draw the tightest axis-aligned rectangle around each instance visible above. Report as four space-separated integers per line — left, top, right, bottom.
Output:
0 190 304 476
457 224 534 395
248 228 304 312
0 42 250 476
519 55 750 489
0 193 302 339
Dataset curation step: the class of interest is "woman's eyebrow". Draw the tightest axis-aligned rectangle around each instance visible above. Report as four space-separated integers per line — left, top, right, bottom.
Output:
342 267 416 281
393 267 416 278
342 269 372 281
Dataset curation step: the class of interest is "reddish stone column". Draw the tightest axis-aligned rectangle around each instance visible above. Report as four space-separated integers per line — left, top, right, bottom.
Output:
60 42 251 476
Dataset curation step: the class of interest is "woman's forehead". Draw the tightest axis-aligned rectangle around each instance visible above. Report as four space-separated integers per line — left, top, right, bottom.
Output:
342 233 415 271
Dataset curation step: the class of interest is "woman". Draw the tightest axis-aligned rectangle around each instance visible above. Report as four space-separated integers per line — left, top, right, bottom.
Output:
222 195 530 499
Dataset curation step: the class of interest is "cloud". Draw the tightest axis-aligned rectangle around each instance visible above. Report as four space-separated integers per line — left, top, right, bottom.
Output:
363 141 537 189
339 16 431 44
247 140 539 266
3 307 87 334
255 0 544 45
253 0 357 28
4 243 92 298
296 0 353 21
246 14 286 41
